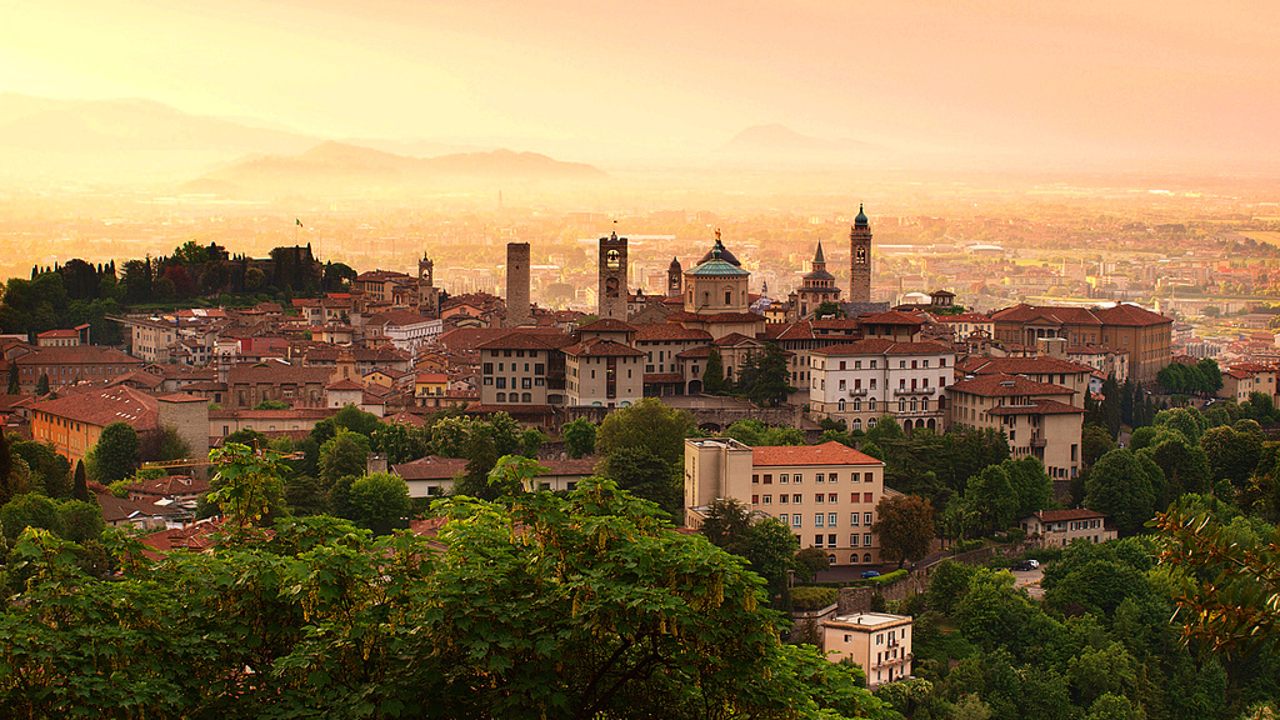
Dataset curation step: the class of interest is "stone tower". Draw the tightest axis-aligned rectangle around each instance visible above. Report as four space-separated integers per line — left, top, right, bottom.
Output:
505 242 531 327
850 204 872 303
418 253 441 318
667 257 683 297
598 231 628 320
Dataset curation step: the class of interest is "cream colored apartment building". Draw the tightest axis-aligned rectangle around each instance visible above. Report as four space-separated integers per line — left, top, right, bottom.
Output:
684 438 887 566
946 374 1083 480
808 339 955 433
822 613 913 688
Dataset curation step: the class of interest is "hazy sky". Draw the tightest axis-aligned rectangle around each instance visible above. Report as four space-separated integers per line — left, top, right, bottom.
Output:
1 0 1277 169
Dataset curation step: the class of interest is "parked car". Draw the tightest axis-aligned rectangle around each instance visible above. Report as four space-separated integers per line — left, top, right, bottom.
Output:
860 570 881 579
1026 559 1040 569
1011 561 1034 571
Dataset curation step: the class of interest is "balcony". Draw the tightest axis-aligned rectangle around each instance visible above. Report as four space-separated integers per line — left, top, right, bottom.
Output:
847 387 868 396
893 387 936 397
1030 432 1047 448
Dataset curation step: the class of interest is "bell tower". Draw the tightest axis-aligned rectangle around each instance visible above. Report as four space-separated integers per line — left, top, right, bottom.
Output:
598 231 628 320
418 253 441 318
850 204 872 303
667 257 683 297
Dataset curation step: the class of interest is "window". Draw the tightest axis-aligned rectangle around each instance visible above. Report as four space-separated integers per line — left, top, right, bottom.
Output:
851 513 860 526
792 494 802 503
779 513 788 525
851 472 860 483
827 512 838 526
763 474 773 484
864 512 873 525
815 494 824 504
828 493 837 503
794 474 802 483
763 495 772 504
792 515 802 528
864 492 874 503
752 474 759 484
828 534 837 547
850 534 859 546
864 533 873 546
814 535 824 547
779 494 789 504
816 473 824 483
780 473 789 483
829 473 838 482
752 495 759 504
815 514 824 527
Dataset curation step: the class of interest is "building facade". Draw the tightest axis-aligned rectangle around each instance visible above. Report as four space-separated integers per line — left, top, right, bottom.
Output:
947 374 1083 480
849 205 872 303
822 613 913 688
809 339 955 432
598 232 629 320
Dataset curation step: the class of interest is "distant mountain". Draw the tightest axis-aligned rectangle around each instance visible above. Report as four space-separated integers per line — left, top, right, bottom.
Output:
191 141 607 197
719 124 880 167
0 93 321 184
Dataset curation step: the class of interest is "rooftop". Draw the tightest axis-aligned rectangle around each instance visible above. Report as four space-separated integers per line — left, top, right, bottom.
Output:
752 440 882 467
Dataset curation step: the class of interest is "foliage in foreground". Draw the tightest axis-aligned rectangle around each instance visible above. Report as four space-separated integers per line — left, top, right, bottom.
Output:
0 478 894 719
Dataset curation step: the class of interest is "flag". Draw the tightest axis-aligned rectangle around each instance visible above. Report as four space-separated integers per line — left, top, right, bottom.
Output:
296 218 303 228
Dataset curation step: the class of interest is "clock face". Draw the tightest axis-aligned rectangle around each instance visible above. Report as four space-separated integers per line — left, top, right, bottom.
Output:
856 247 867 264
606 249 622 269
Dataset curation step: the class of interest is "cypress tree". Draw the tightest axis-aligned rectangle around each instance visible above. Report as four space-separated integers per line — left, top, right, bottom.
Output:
73 460 89 502
7 364 18 395
0 431 11 506
703 348 725 394
36 373 50 396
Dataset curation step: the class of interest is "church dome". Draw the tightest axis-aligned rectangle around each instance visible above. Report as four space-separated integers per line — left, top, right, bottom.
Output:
698 238 741 267
854 204 869 227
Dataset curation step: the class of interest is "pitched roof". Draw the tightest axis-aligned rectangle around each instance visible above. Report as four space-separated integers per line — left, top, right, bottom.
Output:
1033 508 1109 522
229 362 332 385
990 303 1102 326
751 441 882 467
812 339 952 357
415 372 449 383
578 318 637 333
987 399 1085 416
326 379 365 391
948 373 1075 397
1090 303 1172 327
16 345 143 366
392 455 469 480
858 310 926 326
633 323 713 342
29 385 159 429
957 356 1094 376
476 330 571 351
562 338 646 358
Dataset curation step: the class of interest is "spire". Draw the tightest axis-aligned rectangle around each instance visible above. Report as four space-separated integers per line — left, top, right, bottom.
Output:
669 256 681 269
813 241 826 265
854 203 869 227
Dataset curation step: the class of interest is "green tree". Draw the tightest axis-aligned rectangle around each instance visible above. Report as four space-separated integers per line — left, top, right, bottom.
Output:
698 498 799 605
1201 424 1262 488
736 343 795 407
157 426 191 462
703 347 727 393
35 372 49 395
283 474 329 516
344 472 412 535
224 428 269 449
206 443 289 532
0 493 64 540
91 422 139 484
318 430 370 484
561 418 597 458
333 405 382 439
926 560 976 615
71 460 88 502
1142 433 1211 505
962 465 1018 534
10 440 71 499
518 428 546 457
1084 449 1161 535
872 494 935 568
6 363 17 394
1082 424 1115 466
56 500 104 544
596 398 697 464
254 399 290 410
599 446 681 518
1005 456 1053 519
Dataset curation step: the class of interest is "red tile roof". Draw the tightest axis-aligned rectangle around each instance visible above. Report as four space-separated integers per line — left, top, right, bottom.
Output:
1033 508 1108 522
415 372 449 383
751 440 882 467
949 373 1075 397
957 356 1093 376
476 330 571 351
17 345 143 366
29 385 160 429
987 399 1084 416
578 318 637 333
562 338 646 358
858 310 927 326
812 339 952 356
633 323 712 342
392 455 470 480
1090 303 1172 327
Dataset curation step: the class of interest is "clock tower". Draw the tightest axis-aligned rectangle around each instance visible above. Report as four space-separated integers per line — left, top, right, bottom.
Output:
850 204 872 303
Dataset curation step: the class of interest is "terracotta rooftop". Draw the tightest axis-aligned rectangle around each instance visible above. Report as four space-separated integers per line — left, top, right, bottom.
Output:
633 323 712 342
957 356 1094 376
562 338 646 358
1033 508 1109 522
1090 303 1172 327
987 399 1085 416
949 373 1075 398
17 345 143 366
578 318 637 333
476 330 572 351
326 379 365 391
29 385 160 429
858 310 927 326
415 372 449 383
392 455 470 480
752 440 882 467
812 339 952 356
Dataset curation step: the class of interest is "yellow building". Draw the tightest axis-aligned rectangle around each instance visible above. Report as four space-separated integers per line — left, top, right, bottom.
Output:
822 613 913 688
684 438 888 566
947 373 1083 481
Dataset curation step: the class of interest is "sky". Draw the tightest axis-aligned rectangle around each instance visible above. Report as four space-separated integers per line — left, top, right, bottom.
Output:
0 0 1277 170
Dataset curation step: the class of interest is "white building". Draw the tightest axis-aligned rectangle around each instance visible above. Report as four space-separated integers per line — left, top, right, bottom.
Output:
808 339 955 432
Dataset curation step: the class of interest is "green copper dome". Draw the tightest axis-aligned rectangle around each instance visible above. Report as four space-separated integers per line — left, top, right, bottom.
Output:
854 203 868 226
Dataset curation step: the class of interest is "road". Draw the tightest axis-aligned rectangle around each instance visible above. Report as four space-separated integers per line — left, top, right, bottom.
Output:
1011 566 1045 600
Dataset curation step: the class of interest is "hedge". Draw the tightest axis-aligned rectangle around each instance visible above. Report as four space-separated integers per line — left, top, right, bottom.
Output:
791 586 839 611
868 569 908 586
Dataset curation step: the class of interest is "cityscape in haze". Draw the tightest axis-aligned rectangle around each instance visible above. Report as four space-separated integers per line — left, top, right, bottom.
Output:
0 2 1277 719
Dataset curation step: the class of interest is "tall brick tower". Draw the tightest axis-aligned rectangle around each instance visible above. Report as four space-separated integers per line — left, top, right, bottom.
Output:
418 253 441 318
667 257 683 297
505 242 531 327
850 204 872 303
598 231 628 320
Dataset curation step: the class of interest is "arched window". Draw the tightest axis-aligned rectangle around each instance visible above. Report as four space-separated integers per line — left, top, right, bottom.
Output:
837 398 846 412
724 290 732 304
868 418 878 429
852 418 862 431
522 392 532 402
853 398 862 412
496 392 506 402
827 554 837 565
869 398 877 411
899 398 906 412
863 553 872 563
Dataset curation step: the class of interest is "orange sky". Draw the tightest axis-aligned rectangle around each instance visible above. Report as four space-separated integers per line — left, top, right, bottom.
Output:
1 0 1276 171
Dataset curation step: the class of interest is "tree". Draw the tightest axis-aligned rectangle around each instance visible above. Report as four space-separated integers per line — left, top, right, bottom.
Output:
224 428 269 449
0 432 16 506
283 474 329 516
1200 424 1262 488
872 494 935 568
1099 376 1122 438
254 399 290 410
736 343 795 407
1142 433 1211 505
318 430 370 484
813 301 845 319
344 472 412 535
6 363 17 394
0 493 64 540
962 465 1018 534
91 422 139 484
333 405 381 439
1084 449 1161 535
35 372 49 395
703 347 727 393
1152 406 1207 444
561 418 597 459
57 499 104 543
599 446 681 518
1082 424 1115 466
156 426 191 462
71 461 88 502
206 443 289 532
11 440 71 498
1005 456 1053 519
926 560 976 615
596 398 697 465
518 428 546 457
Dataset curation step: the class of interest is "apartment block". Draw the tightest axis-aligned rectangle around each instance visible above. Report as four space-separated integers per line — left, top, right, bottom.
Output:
809 339 955 432
822 613 913 688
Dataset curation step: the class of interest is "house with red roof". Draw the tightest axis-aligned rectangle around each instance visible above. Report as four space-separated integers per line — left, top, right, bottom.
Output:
946 373 1083 481
1020 508 1117 547
684 438 889 567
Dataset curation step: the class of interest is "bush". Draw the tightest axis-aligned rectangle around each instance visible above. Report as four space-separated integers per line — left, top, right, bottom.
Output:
791 586 839 611
951 539 984 553
868 569 909 586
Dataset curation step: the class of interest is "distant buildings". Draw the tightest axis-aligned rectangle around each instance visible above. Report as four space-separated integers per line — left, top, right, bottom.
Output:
822 613 913 689
1021 509 1117 548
